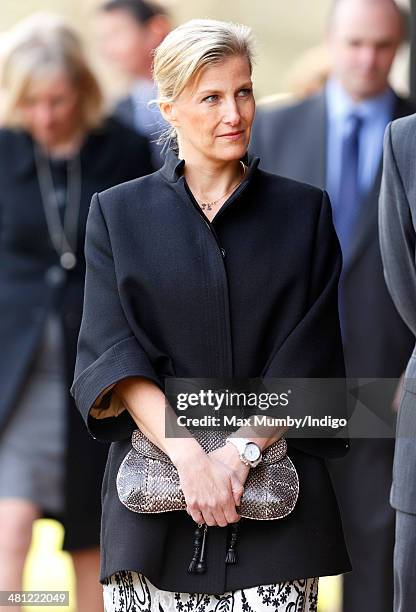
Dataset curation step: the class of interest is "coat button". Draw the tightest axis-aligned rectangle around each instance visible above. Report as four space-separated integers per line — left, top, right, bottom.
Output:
220 248 226 258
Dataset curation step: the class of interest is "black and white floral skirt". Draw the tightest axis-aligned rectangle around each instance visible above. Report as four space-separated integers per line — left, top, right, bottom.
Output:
103 570 319 612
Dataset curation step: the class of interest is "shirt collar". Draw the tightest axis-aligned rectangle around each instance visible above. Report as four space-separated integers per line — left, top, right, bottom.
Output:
160 145 260 183
325 76 395 122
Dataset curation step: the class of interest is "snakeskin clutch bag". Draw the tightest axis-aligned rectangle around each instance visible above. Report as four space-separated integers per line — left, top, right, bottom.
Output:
116 429 299 520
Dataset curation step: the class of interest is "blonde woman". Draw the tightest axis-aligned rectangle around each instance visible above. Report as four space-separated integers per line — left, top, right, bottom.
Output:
71 19 351 612
0 13 153 612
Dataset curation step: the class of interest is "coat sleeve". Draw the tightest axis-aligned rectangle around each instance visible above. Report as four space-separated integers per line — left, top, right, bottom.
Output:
70 192 163 442
260 190 348 458
379 121 416 338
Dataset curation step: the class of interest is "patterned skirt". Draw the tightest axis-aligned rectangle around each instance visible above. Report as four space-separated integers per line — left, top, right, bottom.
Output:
103 570 319 612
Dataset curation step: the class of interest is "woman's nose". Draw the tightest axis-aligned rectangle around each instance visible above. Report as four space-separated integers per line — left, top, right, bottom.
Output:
36 105 54 128
223 99 241 125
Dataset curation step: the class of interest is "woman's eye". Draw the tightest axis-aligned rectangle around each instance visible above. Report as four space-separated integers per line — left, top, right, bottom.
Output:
202 94 219 103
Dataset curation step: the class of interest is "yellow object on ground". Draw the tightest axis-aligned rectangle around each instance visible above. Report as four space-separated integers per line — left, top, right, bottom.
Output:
23 520 75 612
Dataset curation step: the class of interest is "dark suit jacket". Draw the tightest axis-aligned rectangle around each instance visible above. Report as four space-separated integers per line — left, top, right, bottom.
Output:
0 118 154 550
379 115 416 513
71 147 351 591
250 91 415 389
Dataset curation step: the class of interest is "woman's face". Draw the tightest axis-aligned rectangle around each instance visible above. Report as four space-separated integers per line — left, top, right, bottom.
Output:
19 70 82 148
164 54 255 165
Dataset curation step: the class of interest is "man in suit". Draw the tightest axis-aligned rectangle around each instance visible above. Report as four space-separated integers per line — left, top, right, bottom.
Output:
96 0 171 167
250 1 415 611
379 115 416 612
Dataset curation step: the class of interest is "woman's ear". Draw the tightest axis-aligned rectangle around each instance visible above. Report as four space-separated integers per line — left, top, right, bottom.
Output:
159 101 179 128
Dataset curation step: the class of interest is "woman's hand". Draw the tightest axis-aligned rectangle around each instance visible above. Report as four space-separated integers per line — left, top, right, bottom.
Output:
208 442 250 500
115 377 255 527
175 448 246 527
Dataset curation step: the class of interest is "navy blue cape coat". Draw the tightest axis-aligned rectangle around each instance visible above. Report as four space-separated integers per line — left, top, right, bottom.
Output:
71 148 351 591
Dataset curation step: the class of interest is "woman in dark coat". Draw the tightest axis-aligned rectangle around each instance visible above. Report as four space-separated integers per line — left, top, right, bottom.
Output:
71 18 351 612
0 14 153 611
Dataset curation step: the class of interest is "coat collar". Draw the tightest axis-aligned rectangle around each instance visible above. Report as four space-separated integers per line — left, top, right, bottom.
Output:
160 144 260 184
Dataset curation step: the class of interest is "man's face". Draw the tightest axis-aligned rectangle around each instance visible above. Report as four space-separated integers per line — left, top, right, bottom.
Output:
327 0 403 101
96 9 152 78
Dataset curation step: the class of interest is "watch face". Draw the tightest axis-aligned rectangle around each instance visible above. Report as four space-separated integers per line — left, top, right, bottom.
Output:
245 442 261 462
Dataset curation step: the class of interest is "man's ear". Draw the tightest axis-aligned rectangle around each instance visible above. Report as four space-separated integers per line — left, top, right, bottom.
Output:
159 101 179 127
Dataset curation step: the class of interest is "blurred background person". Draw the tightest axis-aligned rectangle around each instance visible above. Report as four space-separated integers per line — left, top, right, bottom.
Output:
0 13 153 612
250 1 415 611
96 0 172 167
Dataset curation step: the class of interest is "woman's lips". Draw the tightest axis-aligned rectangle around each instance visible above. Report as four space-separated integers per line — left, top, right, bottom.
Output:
219 130 244 141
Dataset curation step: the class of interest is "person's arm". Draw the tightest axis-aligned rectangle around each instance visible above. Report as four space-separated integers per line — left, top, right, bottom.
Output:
70 192 164 442
208 419 287 487
208 190 345 463
207 193 343 465
261 190 344 379
114 376 244 527
225 421 287 451
379 121 416 338
257 190 348 458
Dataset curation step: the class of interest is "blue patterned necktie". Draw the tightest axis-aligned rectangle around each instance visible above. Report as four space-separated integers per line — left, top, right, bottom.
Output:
333 113 363 257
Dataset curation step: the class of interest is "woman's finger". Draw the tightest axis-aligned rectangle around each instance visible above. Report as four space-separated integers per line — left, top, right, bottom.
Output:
223 500 241 524
231 474 245 507
186 504 204 524
201 509 218 527
222 477 241 523
194 511 204 525
211 504 229 528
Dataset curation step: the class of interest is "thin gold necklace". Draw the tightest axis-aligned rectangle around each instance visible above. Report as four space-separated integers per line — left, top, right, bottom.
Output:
196 161 246 211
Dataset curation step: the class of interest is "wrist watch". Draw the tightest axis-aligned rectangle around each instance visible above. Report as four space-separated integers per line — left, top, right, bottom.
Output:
225 437 262 468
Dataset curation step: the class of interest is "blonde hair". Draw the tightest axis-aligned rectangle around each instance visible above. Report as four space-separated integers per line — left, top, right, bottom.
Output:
1 13 104 130
152 18 255 146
